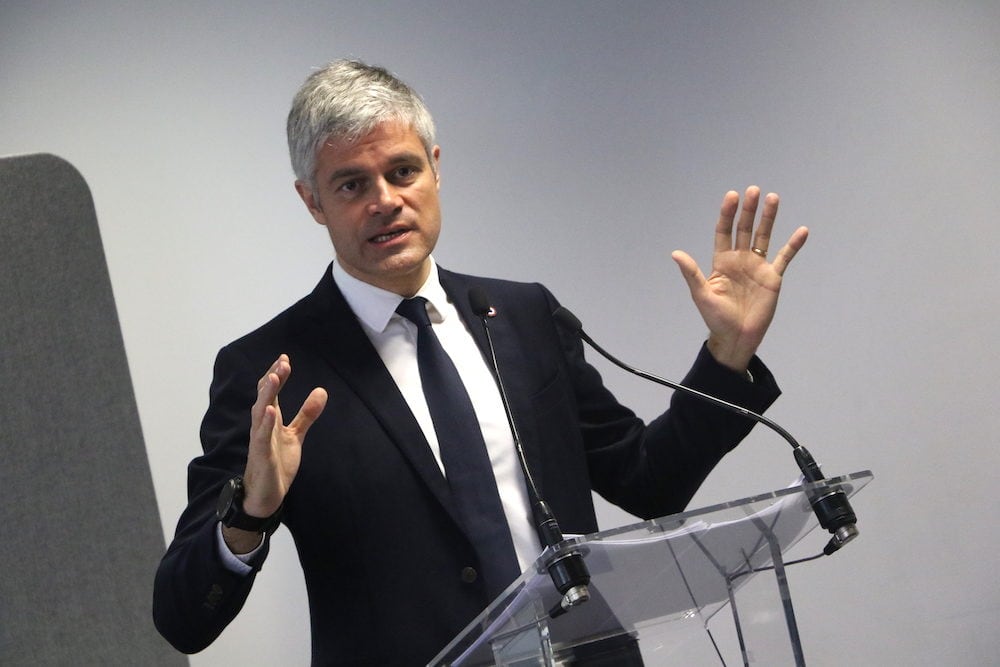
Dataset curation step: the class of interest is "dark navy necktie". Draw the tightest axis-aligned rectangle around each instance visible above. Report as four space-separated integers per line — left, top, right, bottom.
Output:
395 297 520 597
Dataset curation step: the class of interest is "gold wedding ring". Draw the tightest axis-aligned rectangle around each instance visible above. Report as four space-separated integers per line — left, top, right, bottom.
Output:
751 247 767 258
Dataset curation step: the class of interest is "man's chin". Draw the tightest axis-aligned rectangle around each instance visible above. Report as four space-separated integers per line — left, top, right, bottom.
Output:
354 255 432 294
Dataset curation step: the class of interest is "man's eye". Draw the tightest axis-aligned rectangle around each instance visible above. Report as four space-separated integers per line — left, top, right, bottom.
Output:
339 180 361 193
394 166 417 180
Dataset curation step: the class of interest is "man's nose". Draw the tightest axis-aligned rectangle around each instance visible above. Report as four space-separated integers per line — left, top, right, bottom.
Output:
367 179 402 216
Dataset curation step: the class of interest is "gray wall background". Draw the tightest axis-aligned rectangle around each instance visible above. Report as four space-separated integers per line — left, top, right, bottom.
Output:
3 2 997 665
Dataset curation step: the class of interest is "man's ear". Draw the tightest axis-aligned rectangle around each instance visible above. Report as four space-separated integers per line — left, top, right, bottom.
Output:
295 180 326 225
432 145 441 188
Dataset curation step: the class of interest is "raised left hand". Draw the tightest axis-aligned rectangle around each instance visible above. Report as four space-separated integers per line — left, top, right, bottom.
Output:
671 186 808 373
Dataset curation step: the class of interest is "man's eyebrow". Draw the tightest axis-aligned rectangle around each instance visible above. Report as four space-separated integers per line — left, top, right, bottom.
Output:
325 152 426 186
326 166 365 185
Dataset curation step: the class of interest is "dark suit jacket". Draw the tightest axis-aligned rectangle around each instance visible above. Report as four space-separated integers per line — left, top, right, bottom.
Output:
153 266 780 665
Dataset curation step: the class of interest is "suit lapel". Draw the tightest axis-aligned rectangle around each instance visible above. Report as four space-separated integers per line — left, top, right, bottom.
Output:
440 270 549 505
298 269 463 528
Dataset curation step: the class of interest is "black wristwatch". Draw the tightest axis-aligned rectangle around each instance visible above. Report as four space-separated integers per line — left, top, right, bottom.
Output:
216 475 283 534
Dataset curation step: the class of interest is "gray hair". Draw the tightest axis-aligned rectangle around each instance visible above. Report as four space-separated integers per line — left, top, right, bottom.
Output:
287 59 437 188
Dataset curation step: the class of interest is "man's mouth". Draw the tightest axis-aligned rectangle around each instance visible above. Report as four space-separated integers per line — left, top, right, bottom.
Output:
369 229 408 244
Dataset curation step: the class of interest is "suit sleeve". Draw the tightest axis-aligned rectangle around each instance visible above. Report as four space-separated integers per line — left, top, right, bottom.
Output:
152 344 273 654
541 285 781 520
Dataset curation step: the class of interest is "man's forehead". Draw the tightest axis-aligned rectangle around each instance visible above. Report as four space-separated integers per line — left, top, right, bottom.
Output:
322 121 422 155
316 123 425 172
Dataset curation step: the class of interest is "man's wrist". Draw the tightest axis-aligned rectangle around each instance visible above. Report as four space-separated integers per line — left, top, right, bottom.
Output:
221 524 266 556
216 475 284 534
705 336 753 375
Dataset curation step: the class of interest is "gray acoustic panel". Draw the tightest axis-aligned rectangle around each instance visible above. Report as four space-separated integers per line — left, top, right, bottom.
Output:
0 154 186 665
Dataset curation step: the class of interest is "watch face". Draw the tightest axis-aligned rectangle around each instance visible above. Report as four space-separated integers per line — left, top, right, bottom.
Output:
216 477 240 520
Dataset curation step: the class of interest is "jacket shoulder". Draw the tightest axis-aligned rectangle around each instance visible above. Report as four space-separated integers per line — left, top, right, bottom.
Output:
220 267 340 357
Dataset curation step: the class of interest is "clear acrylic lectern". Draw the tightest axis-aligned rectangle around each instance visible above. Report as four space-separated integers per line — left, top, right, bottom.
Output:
430 471 872 666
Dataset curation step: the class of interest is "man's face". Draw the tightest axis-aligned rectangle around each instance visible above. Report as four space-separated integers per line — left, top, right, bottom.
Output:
296 122 442 296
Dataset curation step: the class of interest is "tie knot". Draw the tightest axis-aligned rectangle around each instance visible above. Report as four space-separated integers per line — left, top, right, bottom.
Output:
396 297 431 327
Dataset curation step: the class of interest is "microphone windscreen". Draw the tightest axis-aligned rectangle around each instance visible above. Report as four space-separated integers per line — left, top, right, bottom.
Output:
552 306 583 333
468 287 492 317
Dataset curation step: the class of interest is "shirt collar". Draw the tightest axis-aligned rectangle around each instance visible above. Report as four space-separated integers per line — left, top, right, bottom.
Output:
332 258 451 333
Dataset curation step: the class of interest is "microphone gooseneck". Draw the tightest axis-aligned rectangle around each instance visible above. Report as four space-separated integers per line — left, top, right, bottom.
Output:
551 305 859 556
468 288 591 615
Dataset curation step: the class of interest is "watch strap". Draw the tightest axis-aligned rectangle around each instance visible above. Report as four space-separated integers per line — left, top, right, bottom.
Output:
218 476 283 534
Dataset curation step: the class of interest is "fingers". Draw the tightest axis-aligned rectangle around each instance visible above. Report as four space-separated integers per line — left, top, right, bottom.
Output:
251 356 287 432
288 387 329 436
734 186 761 252
249 374 280 460
712 186 786 260
714 190 740 255
751 192 779 256
670 250 706 293
257 354 291 396
251 354 328 438
771 225 809 276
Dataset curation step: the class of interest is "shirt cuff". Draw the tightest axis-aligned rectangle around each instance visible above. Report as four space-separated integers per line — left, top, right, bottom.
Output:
215 521 262 575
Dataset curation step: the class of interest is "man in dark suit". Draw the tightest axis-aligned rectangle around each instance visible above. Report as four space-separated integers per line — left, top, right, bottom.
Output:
153 60 808 665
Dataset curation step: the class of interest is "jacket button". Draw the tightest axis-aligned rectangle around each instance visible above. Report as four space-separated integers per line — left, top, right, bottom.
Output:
460 567 478 584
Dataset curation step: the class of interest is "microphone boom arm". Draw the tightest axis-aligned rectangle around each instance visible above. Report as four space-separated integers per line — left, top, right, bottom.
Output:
551 306 859 556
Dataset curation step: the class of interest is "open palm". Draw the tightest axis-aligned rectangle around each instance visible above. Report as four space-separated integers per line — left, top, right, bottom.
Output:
672 186 808 372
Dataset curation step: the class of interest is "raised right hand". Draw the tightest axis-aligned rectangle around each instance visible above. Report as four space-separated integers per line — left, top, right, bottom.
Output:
224 354 327 552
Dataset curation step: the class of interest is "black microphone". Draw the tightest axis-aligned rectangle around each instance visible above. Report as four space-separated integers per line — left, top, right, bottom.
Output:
552 305 859 556
468 287 591 615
